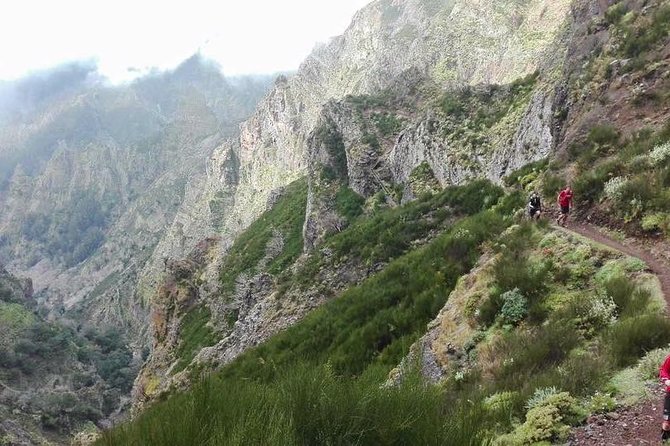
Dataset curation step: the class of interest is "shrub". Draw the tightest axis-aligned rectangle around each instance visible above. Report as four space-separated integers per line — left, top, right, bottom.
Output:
500 289 528 326
541 173 563 199
636 346 670 380
497 392 584 445
588 125 620 148
478 291 505 328
525 387 560 410
605 313 670 367
604 276 651 318
334 187 365 222
603 176 629 202
573 171 606 204
605 2 628 24
642 212 670 235
484 391 518 416
650 142 670 165
587 392 617 414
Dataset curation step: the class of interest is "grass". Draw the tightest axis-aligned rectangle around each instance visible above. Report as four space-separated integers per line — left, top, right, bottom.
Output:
98 365 495 446
99 194 516 445
173 306 218 374
219 178 308 293
99 166 670 445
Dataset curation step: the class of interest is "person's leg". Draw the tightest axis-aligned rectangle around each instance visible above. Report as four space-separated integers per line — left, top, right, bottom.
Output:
662 392 670 441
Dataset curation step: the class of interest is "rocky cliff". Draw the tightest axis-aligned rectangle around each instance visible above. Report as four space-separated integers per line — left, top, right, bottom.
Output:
0 56 273 346
134 0 578 406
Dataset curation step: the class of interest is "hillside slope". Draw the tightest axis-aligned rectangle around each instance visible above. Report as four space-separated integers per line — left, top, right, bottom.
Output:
133 0 577 406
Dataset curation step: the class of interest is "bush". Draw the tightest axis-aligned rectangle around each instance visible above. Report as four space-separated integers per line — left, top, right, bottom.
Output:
588 125 620 147
650 141 670 165
603 276 650 318
642 212 670 235
636 346 670 380
541 173 564 199
603 176 629 202
605 2 628 24
605 313 670 367
525 387 559 410
573 171 606 204
500 289 528 326
587 392 617 414
335 187 365 222
497 392 584 445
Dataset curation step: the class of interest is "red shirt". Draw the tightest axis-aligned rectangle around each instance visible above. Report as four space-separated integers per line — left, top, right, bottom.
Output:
659 354 670 391
558 189 573 207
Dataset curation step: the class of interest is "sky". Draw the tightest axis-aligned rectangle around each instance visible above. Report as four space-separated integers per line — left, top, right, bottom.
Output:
0 0 370 83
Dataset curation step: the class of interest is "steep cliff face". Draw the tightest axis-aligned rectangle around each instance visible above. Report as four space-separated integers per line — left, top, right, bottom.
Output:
135 0 577 405
193 0 573 245
0 56 272 344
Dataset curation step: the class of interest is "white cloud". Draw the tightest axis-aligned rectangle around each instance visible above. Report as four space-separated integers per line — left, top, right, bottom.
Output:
0 0 370 82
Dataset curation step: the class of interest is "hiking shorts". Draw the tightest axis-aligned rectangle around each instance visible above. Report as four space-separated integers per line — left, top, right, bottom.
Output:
529 207 541 217
560 205 570 215
665 392 670 421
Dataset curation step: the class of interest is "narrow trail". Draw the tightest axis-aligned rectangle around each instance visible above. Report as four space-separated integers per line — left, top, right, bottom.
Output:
552 220 670 445
557 221 670 306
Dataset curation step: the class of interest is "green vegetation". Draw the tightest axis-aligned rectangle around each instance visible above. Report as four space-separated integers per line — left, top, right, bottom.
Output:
314 119 348 180
334 187 365 222
279 179 505 296
569 121 670 234
99 183 516 445
100 188 670 446
224 209 510 380
503 159 549 189
22 191 107 266
617 2 670 59
173 306 218 374
219 178 308 293
436 72 538 160
99 365 493 446
371 112 403 136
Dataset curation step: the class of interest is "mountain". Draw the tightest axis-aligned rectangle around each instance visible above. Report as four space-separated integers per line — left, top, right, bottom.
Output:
113 0 670 443
0 55 273 442
0 55 273 343
3 0 670 443
133 0 574 407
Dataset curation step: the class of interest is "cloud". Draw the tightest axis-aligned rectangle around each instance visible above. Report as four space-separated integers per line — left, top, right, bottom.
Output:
0 0 370 83
0 61 101 120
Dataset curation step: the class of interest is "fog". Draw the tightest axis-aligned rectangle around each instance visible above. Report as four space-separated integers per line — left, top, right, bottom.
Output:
0 0 370 83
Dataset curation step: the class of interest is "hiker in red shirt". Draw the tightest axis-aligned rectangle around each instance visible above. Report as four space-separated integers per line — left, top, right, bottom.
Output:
556 185 573 226
660 354 670 440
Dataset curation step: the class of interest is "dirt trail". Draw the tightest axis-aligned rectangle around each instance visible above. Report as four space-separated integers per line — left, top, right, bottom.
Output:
559 221 670 306
553 221 670 445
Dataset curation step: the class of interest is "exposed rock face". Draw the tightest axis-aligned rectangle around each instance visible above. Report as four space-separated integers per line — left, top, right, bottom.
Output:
197 0 573 246
0 56 272 345
134 0 577 406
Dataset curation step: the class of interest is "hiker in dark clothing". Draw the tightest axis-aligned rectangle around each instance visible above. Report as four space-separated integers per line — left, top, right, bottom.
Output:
528 191 542 221
659 353 670 441
556 185 573 226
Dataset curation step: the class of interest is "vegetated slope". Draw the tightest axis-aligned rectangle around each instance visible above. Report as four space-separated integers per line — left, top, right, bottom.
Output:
138 0 574 331
0 265 138 445
103 203 670 445
523 0 670 239
102 182 521 445
104 0 670 444
0 56 273 444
